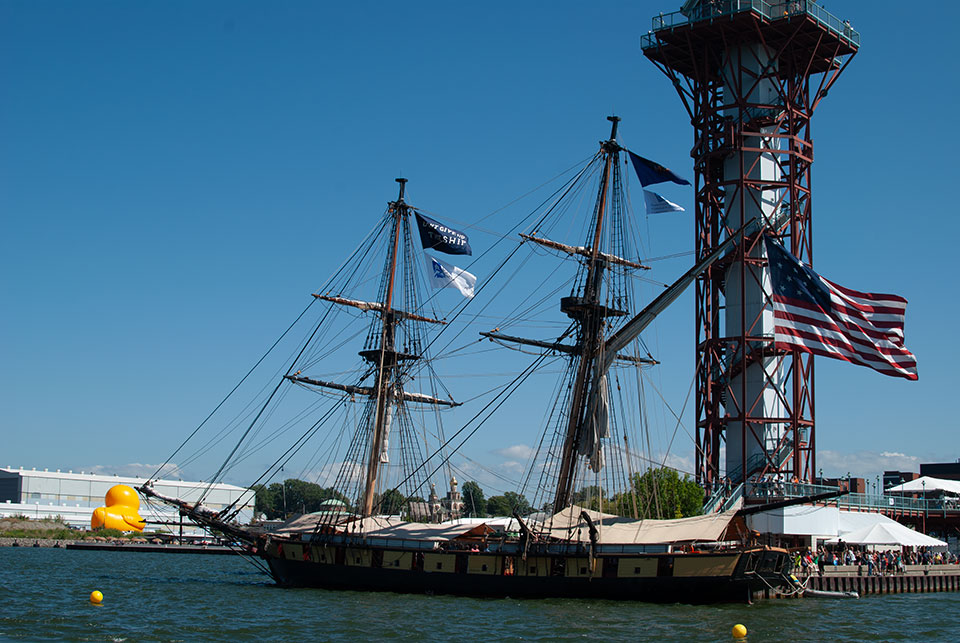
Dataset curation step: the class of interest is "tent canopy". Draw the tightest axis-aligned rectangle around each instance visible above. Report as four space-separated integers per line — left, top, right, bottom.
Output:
886 476 960 495
827 513 946 547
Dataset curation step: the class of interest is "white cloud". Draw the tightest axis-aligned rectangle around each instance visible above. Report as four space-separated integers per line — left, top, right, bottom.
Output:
490 444 536 477
659 452 696 477
817 450 921 480
493 444 535 461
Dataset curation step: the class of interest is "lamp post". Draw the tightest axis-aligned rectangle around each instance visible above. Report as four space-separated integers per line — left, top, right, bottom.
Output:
922 479 927 533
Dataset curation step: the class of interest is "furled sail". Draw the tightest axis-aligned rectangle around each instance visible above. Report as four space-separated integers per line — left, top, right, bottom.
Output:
578 374 609 472
380 403 393 463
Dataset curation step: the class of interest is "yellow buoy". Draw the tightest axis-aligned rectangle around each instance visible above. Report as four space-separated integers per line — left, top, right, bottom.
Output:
732 623 747 639
89 590 103 604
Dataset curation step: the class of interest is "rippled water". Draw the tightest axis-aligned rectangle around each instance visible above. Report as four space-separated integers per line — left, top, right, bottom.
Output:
0 548 957 641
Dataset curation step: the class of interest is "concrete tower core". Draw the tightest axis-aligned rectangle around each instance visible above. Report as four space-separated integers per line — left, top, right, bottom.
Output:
642 1 859 493
720 42 785 482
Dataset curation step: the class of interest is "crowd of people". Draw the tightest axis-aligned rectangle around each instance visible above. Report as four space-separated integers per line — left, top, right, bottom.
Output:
796 546 958 576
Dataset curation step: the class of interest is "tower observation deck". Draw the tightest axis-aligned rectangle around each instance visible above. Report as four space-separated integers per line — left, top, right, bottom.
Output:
641 1 859 495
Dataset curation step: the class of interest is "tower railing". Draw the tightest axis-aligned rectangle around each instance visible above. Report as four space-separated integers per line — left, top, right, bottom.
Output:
642 1 859 49
749 481 960 515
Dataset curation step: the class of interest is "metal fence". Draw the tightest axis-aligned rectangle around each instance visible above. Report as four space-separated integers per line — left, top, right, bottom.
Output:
748 481 960 514
641 0 859 50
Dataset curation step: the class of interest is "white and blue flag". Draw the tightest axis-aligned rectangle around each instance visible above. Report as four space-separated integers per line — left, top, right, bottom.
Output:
426 254 476 298
643 189 685 214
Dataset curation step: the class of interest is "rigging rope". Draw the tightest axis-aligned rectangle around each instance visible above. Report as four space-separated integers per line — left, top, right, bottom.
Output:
149 296 318 483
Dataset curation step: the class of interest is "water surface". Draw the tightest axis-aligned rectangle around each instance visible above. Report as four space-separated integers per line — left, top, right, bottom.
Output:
0 548 956 641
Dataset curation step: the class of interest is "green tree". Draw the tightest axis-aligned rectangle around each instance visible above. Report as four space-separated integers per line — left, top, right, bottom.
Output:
461 481 485 517
254 480 351 519
572 485 606 512
253 482 284 519
612 468 705 519
486 491 532 517
375 488 406 515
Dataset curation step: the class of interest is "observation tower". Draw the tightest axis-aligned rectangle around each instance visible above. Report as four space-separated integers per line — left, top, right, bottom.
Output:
641 1 859 493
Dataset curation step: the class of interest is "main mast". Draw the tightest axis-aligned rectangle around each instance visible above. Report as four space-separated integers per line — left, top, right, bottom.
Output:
552 116 622 511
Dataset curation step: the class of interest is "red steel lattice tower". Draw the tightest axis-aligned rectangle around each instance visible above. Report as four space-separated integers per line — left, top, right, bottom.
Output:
641 1 858 492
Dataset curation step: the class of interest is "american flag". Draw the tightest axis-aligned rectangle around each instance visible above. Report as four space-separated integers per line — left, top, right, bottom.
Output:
763 236 918 380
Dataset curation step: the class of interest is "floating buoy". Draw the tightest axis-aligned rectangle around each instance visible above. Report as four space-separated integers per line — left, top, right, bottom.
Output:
732 623 747 639
89 590 103 604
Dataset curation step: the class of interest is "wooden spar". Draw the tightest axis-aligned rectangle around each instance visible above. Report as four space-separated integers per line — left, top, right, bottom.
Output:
284 374 460 407
361 178 407 518
519 234 650 271
597 220 757 375
479 331 657 365
552 116 620 512
313 295 446 325
571 221 758 457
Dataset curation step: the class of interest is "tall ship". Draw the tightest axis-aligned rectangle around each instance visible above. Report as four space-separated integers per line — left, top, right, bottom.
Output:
141 117 795 603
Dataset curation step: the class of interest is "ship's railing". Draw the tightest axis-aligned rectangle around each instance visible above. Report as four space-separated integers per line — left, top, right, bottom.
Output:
641 1 859 49
299 532 676 555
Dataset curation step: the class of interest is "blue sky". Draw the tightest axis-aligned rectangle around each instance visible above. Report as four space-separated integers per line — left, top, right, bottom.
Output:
2 1 957 494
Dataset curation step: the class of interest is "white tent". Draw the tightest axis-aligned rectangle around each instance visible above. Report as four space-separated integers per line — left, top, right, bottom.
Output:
827 515 946 548
886 476 960 495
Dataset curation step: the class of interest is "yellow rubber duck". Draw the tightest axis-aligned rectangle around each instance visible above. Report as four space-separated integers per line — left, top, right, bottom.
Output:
91 484 146 532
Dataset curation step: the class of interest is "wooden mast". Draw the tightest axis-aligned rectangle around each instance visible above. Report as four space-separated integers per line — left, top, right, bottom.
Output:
361 177 407 517
552 116 620 511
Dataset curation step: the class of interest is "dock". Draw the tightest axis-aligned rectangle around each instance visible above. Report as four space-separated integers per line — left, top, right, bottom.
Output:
803 564 960 595
748 564 960 599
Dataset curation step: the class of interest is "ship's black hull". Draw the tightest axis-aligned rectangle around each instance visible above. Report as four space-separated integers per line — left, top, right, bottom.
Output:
260 541 789 604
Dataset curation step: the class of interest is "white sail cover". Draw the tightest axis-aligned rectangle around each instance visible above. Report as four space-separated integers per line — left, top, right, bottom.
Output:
275 514 496 541
535 504 738 544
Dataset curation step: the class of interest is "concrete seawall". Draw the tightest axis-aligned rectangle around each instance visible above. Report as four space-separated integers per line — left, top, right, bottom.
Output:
748 565 960 599
804 566 960 595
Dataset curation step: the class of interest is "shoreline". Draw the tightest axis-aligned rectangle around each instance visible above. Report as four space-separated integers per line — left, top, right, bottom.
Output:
0 537 238 555
0 537 77 548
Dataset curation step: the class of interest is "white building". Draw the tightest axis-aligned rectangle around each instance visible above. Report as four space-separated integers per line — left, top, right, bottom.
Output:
0 467 254 534
410 476 466 522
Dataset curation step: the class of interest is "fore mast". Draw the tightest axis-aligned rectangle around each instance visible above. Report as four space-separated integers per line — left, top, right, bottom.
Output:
360 177 409 517
286 178 457 518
